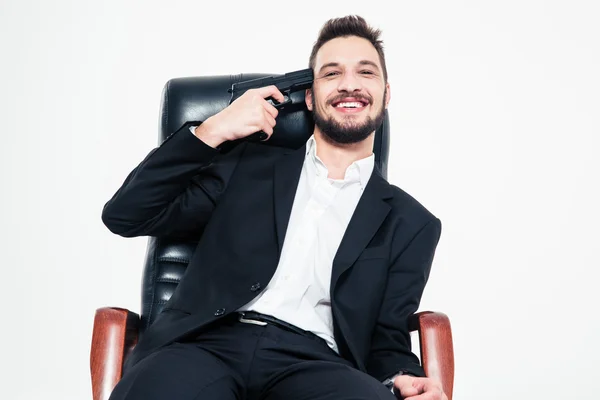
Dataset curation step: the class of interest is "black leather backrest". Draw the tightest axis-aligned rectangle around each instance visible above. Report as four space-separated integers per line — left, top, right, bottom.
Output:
138 73 391 334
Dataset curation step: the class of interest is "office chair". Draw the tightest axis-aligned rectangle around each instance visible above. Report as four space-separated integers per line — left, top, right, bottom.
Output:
90 73 455 400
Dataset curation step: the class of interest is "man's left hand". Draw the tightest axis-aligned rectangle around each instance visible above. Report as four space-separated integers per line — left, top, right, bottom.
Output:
392 375 447 400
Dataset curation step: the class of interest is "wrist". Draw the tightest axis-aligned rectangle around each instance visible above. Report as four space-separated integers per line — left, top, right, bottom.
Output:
383 370 413 391
193 118 225 148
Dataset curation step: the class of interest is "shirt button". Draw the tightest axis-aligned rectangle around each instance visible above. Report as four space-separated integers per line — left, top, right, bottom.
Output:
250 283 261 292
214 308 226 316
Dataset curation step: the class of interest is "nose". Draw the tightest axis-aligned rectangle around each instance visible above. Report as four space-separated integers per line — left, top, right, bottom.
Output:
337 71 362 93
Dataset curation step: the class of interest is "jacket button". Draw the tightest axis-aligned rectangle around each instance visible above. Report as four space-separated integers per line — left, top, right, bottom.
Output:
250 283 261 292
214 308 226 316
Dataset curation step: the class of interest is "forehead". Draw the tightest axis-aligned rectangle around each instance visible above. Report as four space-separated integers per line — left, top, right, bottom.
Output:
314 36 381 70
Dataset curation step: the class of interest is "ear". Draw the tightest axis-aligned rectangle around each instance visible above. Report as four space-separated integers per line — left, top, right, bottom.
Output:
384 82 391 109
305 88 314 111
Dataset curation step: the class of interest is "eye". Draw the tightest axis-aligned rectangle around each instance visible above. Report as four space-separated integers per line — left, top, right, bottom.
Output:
360 70 375 75
324 71 339 77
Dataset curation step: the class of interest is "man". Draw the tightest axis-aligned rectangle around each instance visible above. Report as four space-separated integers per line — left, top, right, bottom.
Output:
102 15 445 400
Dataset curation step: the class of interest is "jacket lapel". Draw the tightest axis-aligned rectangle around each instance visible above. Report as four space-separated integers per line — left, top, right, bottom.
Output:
273 145 306 255
331 168 393 291
273 146 393 286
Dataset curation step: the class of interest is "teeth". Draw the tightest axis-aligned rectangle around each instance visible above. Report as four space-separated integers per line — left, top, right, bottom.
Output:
335 102 364 108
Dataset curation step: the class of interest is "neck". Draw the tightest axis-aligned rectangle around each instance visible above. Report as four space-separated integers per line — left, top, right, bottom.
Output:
313 129 374 180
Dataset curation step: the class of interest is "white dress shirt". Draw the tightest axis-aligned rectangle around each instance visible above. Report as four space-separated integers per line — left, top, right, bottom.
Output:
237 134 374 353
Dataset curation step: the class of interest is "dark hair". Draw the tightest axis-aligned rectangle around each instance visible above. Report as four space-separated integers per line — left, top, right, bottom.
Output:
309 15 387 82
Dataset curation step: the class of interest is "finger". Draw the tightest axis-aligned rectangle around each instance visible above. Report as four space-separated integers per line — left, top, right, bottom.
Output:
261 122 273 136
263 108 276 128
404 387 445 400
261 127 273 139
256 85 285 104
261 112 274 137
262 99 279 119
420 379 443 394
403 392 438 400
394 376 421 398
397 385 421 398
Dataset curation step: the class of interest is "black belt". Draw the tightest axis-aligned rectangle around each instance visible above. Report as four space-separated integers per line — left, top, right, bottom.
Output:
238 311 326 345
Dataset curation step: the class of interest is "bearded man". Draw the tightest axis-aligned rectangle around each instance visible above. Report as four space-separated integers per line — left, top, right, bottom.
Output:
102 15 445 400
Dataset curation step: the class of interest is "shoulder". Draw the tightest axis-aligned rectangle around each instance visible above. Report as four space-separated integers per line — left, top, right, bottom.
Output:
381 182 442 259
384 180 441 236
388 181 437 217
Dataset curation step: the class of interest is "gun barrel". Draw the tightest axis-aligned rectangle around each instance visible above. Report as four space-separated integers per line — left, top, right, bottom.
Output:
231 68 313 94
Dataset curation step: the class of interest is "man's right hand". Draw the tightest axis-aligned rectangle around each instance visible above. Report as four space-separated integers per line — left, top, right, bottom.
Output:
193 85 285 148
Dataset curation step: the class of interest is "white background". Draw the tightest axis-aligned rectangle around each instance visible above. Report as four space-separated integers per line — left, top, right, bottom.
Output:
1 0 599 399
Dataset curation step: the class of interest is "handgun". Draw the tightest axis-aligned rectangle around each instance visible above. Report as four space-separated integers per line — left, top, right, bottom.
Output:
228 68 314 141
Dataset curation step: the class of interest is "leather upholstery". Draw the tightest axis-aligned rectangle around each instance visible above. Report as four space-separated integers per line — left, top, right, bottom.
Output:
138 73 392 337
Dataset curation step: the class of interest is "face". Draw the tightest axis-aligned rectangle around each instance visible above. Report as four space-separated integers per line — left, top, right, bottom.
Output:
306 36 390 145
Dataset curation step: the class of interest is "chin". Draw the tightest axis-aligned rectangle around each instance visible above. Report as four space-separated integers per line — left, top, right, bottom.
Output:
334 114 369 124
312 104 384 146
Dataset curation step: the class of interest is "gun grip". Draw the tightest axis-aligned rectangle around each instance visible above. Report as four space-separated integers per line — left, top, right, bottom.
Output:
246 131 269 142
245 93 292 142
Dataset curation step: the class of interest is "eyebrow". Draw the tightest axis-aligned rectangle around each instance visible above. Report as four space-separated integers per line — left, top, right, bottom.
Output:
318 60 380 73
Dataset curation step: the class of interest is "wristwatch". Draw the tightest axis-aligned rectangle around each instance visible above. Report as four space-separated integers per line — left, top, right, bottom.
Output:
382 371 407 392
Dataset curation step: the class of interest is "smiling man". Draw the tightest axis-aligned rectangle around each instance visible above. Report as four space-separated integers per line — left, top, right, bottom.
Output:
102 15 444 400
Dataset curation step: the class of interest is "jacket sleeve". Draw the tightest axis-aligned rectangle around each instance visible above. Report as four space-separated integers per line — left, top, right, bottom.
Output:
101 124 246 239
366 217 442 381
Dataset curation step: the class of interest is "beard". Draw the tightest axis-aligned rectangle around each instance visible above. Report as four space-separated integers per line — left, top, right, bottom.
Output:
310 90 386 145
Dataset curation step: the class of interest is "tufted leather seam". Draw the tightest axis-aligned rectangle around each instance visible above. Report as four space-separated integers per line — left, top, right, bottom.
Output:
155 278 182 284
162 80 170 140
156 256 190 263
143 300 170 306
145 237 161 329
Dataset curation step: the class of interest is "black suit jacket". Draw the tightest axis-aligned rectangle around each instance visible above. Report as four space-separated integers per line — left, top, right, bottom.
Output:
102 123 442 382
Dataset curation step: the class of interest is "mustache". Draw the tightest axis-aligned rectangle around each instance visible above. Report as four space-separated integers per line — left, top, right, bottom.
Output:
327 94 372 105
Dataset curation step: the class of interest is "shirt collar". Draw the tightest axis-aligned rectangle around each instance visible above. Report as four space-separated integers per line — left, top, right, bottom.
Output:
304 135 374 189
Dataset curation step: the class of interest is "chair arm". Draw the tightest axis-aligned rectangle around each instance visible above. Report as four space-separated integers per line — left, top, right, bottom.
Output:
408 311 454 400
90 307 140 400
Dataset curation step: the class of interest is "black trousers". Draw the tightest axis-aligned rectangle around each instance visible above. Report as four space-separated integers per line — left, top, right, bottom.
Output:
108 313 396 400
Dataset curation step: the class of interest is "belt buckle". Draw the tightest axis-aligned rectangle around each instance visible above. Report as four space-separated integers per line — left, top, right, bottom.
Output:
238 312 267 326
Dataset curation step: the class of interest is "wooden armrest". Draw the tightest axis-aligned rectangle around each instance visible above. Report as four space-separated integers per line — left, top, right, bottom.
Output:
409 311 454 400
90 307 140 400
